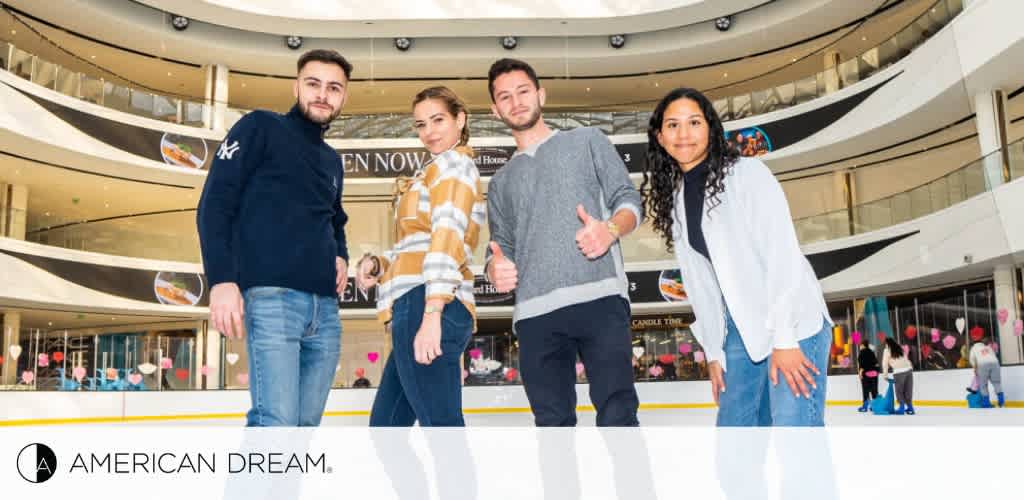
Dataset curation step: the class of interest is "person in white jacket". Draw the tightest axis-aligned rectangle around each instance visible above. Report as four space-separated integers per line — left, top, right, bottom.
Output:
640 87 833 426
969 338 1004 408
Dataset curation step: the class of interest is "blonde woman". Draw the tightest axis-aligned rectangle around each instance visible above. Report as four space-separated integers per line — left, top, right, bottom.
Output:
356 87 484 427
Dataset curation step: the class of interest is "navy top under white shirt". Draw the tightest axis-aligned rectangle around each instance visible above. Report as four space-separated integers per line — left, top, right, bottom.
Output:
197 105 349 297
682 157 712 264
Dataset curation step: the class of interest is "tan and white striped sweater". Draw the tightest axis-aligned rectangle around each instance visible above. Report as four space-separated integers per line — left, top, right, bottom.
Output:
375 145 485 327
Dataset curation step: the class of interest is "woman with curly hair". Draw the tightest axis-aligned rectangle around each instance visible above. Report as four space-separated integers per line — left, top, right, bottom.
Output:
640 87 832 426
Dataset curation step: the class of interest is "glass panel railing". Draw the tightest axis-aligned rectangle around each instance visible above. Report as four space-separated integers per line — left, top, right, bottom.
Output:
793 139 1022 244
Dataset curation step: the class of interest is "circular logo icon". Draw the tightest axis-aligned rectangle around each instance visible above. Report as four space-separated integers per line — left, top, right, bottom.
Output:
17 443 57 483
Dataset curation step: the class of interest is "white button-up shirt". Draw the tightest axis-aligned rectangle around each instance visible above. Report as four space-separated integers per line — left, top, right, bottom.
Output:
672 156 831 372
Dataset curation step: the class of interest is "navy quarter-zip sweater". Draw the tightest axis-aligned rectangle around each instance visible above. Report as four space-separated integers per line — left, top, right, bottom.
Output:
197 105 349 297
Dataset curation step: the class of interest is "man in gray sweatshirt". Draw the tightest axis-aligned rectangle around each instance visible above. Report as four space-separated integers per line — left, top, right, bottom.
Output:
484 58 642 426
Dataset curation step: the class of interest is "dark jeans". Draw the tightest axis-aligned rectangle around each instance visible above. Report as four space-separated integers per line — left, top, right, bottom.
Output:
369 285 473 427
860 374 878 403
514 295 640 427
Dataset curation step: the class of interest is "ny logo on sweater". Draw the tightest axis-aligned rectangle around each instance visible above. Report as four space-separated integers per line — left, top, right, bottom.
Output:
217 140 240 160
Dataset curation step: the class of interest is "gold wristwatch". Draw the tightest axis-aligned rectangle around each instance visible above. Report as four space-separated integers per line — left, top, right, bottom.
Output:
605 220 621 239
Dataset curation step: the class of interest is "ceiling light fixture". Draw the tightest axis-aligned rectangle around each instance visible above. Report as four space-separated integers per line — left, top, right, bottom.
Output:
715 16 733 32
394 37 412 51
285 35 303 50
501 36 518 50
170 14 190 31
609 34 627 49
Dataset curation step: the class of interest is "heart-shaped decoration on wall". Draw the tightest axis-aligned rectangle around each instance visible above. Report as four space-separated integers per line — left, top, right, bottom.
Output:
931 329 940 343
175 368 189 381
72 366 86 382
138 363 157 375
225 353 239 366
1015 319 1023 336
128 373 143 385
942 335 957 350
997 308 1009 325
469 348 482 360
53 352 65 363
160 357 173 369
9 345 22 360
851 331 861 345
367 352 380 364
955 318 966 334
236 373 249 385
632 347 645 358
38 353 49 367
21 371 34 384
693 351 706 363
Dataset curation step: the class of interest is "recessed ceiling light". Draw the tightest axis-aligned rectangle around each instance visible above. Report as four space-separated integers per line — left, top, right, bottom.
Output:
91 55 96 59
167 72 172 76
105 203 109 208
862 36 867 41
723 73 729 77
654 82 660 87
48 321 53 326
45 212 50 216
14 169 19 174
585 87 590 92
241 83 246 88
792 58 797 62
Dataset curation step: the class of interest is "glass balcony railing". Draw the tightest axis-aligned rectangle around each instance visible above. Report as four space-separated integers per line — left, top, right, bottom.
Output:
0 40 208 126
794 137 1023 244
1 0 960 135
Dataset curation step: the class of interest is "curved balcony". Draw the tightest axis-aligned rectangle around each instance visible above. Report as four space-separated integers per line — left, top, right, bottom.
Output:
0 0 961 135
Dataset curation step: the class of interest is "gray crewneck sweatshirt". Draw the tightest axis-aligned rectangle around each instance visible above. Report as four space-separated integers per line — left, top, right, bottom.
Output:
485 127 643 323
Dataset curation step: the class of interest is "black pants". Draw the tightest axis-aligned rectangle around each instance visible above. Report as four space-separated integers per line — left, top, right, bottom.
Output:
860 375 878 403
514 295 640 427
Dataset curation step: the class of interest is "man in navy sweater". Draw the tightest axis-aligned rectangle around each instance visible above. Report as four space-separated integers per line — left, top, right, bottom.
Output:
197 49 352 426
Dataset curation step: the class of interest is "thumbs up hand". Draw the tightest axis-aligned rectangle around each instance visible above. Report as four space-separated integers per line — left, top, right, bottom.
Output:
576 204 615 260
487 241 518 293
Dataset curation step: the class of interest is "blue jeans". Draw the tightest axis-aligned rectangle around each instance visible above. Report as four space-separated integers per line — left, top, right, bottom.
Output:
716 310 831 427
243 286 341 427
369 285 473 427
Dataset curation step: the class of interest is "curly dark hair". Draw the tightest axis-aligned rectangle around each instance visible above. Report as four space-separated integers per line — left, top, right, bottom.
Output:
640 87 739 252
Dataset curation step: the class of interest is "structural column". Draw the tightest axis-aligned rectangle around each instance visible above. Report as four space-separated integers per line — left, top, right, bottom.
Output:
1 184 27 386
973 89 1010 188
2 313 21 386
823 49 841 94
203 64 230 131
993 265 1022 365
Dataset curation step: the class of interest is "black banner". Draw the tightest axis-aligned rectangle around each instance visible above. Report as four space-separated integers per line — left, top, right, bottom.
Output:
2 229 914 309
10 73 896 178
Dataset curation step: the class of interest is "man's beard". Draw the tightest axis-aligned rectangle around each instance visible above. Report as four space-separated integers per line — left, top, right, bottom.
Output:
501 105 542 132
298 99 340 125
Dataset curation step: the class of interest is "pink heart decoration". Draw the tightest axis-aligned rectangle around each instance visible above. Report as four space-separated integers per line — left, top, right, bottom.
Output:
200 365 209 376
648 365 663 377
1015 319 1023 336
38 353 50 367
901 344 910 356
575 362 585 376
989 342 1000 354
128 373 143 385
174 368 189 381
21 371 34 384
367 352 379 364
931 329 940 343
969 326 985 342
160 357 173 369
236 372 249 385
72 366 86 382
678 343 692 355
693 351 705 363
997 308 1009 325
851 331 861 345
839 356 851 368
504 368 518 382
942 335 956 350
52 351 65 363
469 348 482 360
106 368 119 380
354 367 365 378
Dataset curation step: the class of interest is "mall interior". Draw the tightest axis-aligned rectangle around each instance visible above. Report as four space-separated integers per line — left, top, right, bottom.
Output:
1 0 1023 425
